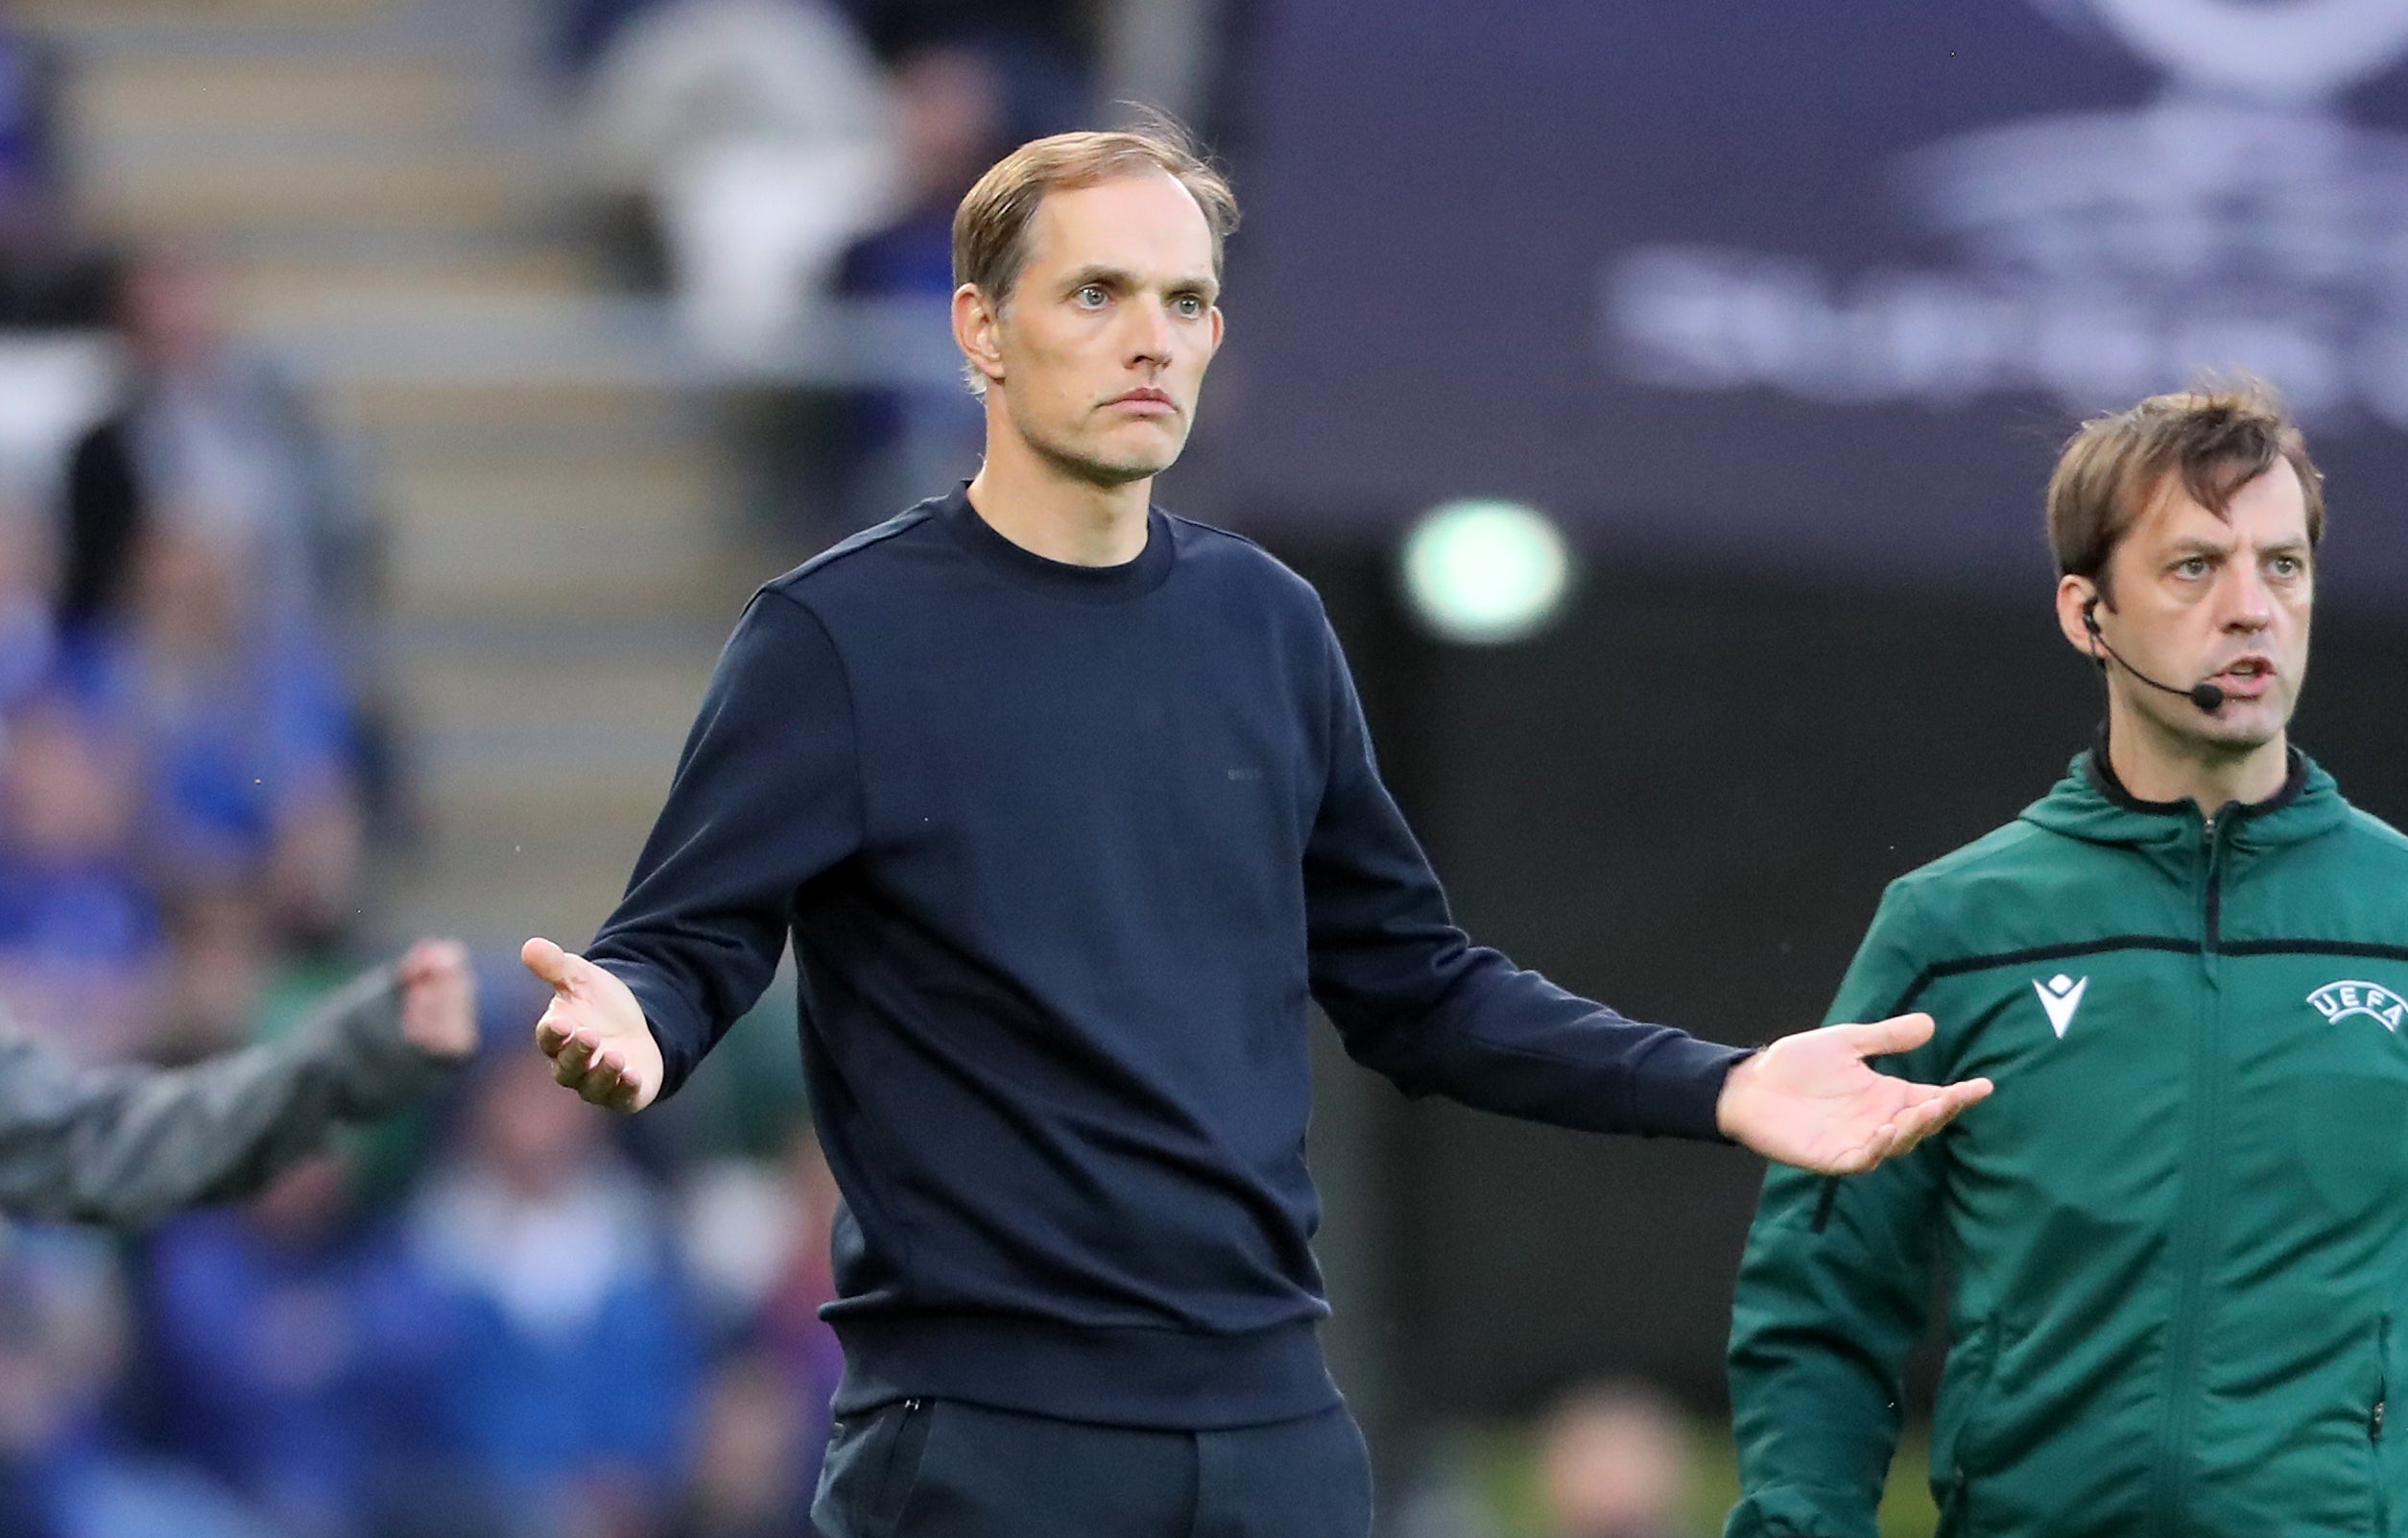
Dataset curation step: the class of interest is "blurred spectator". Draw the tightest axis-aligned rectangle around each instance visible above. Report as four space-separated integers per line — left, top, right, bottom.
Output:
407 1052 699 1538
743 1130 843 1450
820 42 1005 532
0 12 109 332
552 0 676 81
0 11 57 225
854 5 1093 145
0 691 159 1062
580 0 896 359
1098 0 1229 143
148 880 274 1067
55 248 388 926
662 1125 846 1534
0 1223 300 1538
62 249 375 647
663 1351 812 1538
58 525 362 946
0 477 50 704
0 1227 128 1531
141 1150 448 1538
0 1226 283 1538
1536 1381 1701 1538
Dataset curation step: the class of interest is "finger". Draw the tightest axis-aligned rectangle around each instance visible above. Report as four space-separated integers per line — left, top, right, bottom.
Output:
533 1003 578 1056
1945 1076 1995 1112
1836 1122 1900 1175
400 938 465 991
398 940 436 984
1886 1077 1993 1133
1886 1097 1951 1156
520 937 581 994
602 1059 648 1113
1878 1078 1993 1126
1840 1012 1937 1059
571 1053 637 1108
1912 1083 1990 1141
548 1025 602 1082
1900 1077 1991 1148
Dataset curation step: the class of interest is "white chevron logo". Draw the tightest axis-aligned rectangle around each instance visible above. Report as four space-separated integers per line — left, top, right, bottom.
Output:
2035 973 2089 1038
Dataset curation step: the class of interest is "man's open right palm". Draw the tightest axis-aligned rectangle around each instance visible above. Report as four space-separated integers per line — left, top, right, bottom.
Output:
522 937 663 1113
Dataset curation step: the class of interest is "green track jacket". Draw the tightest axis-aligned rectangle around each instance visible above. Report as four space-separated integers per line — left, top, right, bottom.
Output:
1728 748 2408 1538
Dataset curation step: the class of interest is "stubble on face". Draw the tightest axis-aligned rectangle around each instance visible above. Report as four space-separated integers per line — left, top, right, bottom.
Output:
2100 465 2313 761
987 172 1222 488
1012 392 1169 487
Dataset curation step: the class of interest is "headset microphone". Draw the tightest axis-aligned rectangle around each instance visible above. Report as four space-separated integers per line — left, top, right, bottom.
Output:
2083 601 2227 713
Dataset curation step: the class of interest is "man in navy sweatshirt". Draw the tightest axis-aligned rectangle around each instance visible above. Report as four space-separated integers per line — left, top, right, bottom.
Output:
520 122 1991 1538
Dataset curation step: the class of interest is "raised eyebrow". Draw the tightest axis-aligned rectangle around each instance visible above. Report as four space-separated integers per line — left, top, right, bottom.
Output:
1061 266 1134 294
1060 267 1219 304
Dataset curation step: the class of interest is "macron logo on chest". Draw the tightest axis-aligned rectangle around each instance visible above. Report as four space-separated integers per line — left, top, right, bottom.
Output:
2034 973 2089 1038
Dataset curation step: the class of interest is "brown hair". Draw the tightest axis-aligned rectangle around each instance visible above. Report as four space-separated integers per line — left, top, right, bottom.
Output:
952 117 1239 310
2046 381 2326 598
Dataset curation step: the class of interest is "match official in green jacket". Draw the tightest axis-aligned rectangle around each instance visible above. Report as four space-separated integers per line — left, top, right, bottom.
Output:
1726 383 2408 1538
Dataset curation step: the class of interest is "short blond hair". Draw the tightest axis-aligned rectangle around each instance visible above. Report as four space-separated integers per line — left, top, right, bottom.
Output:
953 118 1238 309
2046 380 2325 599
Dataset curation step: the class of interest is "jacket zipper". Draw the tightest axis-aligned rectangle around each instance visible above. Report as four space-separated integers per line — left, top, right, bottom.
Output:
1945 1318 2001 1534
2155 815 2229 1538
2375 1316 2391 1536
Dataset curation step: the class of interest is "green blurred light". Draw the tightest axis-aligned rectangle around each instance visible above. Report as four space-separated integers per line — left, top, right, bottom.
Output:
1400 499 1574 645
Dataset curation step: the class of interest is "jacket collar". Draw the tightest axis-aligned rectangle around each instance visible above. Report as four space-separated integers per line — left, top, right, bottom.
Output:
2018 728 2346 853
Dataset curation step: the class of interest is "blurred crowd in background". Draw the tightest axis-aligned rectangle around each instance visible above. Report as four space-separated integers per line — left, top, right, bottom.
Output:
0 1 1797 1535
0 3 983 1536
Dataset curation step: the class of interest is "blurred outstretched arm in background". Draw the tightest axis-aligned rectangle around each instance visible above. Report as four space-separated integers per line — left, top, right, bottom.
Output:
0 937 475 1226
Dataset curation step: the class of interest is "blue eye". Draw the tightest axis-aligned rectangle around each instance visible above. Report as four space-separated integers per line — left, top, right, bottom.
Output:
1075 285 1107 307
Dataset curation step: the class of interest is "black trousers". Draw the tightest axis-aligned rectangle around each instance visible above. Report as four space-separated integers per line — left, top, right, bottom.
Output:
811 1399 1374 1538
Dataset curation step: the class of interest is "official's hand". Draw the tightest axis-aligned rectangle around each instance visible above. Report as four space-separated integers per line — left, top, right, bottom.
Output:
1714 1013 1991 1174
396 938 477 1060
522 937 662 1113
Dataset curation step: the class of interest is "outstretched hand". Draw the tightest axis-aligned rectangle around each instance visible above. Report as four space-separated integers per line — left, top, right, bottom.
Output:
522 938 663 1114
1715 1013 1991 1175
396 938 477 1060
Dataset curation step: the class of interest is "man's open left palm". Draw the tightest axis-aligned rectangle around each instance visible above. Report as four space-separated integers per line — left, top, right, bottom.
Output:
1716 1013 1991 1175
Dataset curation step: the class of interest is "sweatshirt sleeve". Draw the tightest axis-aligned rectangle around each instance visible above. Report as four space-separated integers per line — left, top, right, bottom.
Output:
1724 880 1946 1538
0 964 451 1228
1300 621 1748 1141
586 589 863 1099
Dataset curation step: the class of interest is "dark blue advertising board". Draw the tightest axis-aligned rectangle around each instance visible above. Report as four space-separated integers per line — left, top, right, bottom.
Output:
1214 0 2408 597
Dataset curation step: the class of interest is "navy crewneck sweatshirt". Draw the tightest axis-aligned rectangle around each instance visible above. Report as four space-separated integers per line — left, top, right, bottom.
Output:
589 487 1746 1428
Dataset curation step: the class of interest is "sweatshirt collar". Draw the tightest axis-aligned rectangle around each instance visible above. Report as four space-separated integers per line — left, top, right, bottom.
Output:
934 483 1176 603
